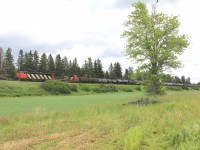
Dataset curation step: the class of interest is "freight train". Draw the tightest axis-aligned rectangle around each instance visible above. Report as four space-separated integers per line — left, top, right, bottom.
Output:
15 70 184 86
70 75 137 84
15 70 137 84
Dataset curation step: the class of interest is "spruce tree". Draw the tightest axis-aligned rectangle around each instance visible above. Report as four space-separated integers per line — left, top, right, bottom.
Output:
0 47 4 74
47 54 55 73
33 50 39 72
39 53 48 73
17 49 25 71
2 48 15 77
55 54 62 75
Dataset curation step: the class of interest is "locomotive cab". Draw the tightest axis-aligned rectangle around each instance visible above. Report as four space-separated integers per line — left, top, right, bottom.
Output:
16 71 28 80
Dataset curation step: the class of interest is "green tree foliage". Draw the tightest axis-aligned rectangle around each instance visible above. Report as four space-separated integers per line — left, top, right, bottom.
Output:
2 48 15 77
124 69 129 80
181 75 186 84
124 67 134 80
62 56 69 75
164 75 191 84
39 53 48 73
82 57 94 77
107 62 122 79
108 63 115 79
94 59 104 78
23 50 34 72
122 1 190 95
33 50 39 72
105 71 109 79
114 62 122 79
70 58 80 76
47 54 55 73
55 54 62 75
186 77 191 84
23 52 28 71
0 47 4 74
17 49 25 71
28 50 34 71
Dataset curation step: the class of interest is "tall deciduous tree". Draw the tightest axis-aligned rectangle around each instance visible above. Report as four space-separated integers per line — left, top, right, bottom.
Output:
122 1 190 95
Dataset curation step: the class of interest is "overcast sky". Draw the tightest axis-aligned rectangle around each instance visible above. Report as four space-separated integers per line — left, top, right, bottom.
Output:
0 0 200 83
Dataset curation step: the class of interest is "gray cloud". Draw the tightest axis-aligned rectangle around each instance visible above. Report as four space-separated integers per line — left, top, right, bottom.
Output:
0 32 115 61
112 0 133 9
100 47 123 59
0 33 60 61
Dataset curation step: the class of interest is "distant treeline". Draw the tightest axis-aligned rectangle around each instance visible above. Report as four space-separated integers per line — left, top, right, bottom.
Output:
0 47 192 84
0 47 134 79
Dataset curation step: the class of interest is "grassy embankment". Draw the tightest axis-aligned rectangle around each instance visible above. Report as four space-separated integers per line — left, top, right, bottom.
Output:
1 80 200 149
0 80 141 97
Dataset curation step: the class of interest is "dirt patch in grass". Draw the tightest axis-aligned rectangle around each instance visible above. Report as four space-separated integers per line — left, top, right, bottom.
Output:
0 128 108 150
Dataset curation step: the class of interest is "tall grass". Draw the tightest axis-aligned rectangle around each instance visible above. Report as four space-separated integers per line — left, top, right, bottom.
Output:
1 91 200 149
0 80 48 97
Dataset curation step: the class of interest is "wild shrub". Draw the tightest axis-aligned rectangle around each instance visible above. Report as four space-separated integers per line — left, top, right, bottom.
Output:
166 86 182 91
121 87 133 92
41 80 71 95
135 86 142 91
81 86 91 92
93 84 118 93
190 85 199 90
181 84 189 90
108 85 118 92
69 84 78 92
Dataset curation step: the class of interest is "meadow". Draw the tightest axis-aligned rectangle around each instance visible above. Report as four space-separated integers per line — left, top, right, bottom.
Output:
0 81 200 149
0 92 142 117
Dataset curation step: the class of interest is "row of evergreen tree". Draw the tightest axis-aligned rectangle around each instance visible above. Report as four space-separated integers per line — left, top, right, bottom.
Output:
0 47 135 79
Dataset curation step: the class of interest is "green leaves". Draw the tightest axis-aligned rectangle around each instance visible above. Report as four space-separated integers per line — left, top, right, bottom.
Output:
122 1 190 95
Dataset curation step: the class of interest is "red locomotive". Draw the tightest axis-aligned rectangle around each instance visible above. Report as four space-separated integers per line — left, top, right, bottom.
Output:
16 71 54 81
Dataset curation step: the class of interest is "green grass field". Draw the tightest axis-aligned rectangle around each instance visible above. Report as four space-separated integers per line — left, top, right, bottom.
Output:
0 92 143 117
1 81 200 149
